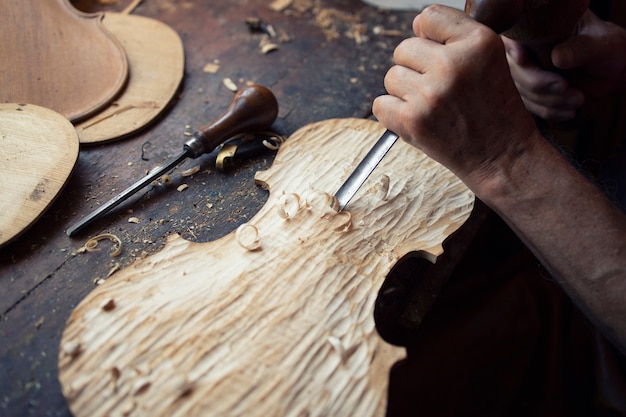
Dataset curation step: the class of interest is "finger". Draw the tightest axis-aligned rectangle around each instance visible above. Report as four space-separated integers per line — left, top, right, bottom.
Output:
521 97 577 122
413 5 475 45
503 37 569 94
552 35 600 69
372 94 412 139
392 37 439 76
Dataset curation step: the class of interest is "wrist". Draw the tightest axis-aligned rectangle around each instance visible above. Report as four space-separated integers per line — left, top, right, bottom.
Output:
464 128 559 215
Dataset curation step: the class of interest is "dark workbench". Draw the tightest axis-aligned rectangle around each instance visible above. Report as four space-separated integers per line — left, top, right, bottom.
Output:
0 1 419 415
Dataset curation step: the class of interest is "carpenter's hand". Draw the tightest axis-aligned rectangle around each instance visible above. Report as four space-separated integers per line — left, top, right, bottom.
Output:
504 10 626 122
373 5 537 187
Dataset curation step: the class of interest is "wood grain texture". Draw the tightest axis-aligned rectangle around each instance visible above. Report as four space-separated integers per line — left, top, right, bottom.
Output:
0 104 79 248
59 118 474 417
0 0 128 122
75 13 185 143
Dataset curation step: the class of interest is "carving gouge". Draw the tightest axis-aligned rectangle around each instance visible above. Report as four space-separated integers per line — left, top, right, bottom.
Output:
333 129 398 211
67 85 279 237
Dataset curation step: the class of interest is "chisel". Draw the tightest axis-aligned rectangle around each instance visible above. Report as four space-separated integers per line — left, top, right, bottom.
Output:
66 85 279 237
333 129 399 211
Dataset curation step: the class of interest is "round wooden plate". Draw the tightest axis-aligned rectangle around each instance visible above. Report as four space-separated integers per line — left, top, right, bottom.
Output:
0 104 79 248
75 13 185 144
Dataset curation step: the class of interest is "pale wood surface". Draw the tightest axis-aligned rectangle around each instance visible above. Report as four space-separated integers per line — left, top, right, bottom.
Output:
0 0 128 122
0 104 79 248
59 118 474 417
75 13 185 143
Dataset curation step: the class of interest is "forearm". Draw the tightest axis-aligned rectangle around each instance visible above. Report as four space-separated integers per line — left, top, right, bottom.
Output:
471 129 626 352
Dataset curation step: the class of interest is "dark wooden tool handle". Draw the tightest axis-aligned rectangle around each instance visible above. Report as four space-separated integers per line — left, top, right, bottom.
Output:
186 85 279 157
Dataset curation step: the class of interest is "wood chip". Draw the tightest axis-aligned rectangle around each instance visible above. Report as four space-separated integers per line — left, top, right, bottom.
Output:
63 340 82 358
79 233 123 257
269 0 292 11
128 216 140 224
222 77 238 92
180 165 200 177
202 62 220 74
177 184 189 192
236 223 261 251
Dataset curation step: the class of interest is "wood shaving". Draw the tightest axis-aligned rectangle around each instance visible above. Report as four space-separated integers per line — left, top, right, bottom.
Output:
332 211 352 233
63 340 81 358
236 223 261 251
222 78 238 92
160 174 173 185
269 0 292 11
79 233 122 257
180 165 200 177
177 184 189 192
128 216 140 224
260 36 280 54
277 193 300 220
372 25 405 37
202 62 220 74
107 264 121 278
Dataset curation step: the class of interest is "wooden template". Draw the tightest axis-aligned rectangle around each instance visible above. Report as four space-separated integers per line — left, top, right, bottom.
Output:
75 13 185 144
0 0 128 123
59 118 474 417
0 104 79 248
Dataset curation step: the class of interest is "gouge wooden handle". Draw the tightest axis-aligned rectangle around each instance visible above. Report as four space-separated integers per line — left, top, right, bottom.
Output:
185 85 279 158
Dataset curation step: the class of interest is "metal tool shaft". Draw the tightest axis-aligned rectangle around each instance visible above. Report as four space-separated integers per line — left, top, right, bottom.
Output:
333 129 398 211
66 85 279 237
66 151 191 237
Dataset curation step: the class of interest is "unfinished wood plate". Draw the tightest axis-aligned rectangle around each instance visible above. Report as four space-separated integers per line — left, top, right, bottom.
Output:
75 13 185 143
59 118 474 417
0 0 128 123
0 104 79 248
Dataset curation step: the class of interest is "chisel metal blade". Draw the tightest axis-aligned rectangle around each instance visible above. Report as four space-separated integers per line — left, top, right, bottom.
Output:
66 150 191 237
333 129 399 211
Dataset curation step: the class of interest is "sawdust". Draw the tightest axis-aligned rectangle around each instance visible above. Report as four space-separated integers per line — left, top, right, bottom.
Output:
274 0 365 43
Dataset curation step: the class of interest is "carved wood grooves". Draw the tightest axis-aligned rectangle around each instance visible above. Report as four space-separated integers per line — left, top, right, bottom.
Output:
59 118 474 417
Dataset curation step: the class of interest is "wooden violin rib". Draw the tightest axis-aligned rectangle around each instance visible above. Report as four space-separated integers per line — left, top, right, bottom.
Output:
0 0 128 123
59 118 475 417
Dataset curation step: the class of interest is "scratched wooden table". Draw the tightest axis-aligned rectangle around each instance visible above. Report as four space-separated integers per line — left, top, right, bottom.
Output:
0 1 421 415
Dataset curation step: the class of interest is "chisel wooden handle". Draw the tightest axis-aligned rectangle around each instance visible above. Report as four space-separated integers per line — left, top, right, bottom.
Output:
184 85 279 158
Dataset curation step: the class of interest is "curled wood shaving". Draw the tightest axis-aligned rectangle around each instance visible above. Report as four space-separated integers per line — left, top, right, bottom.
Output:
377 174 391 201
277 193 300 220
236 223 261 251
260 36 279 54
177 184 189 192
79 234 122 257
332 211 352 233
128 216 140 224
180 165 200 177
